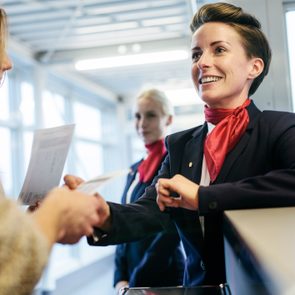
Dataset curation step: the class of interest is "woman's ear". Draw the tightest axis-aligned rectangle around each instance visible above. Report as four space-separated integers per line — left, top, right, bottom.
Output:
248 57 264 79
166 115 173 126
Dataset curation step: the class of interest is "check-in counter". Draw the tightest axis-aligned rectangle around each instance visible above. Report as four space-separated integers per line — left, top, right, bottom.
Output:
224 207 295 295
121 285 229 294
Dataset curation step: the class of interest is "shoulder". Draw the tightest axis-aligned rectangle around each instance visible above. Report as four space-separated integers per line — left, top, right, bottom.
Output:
260 110 295 128
166 126 203 145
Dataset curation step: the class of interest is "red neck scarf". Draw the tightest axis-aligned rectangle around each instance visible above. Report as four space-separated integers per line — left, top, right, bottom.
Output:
204 99 251 182
138 139 166 183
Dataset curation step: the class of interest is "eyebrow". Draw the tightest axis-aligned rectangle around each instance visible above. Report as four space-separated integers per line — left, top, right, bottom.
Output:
191 40 231 50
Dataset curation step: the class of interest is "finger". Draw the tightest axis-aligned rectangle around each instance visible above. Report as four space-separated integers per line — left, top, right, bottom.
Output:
63 175 76 189
84 225 94 236
157 199 166 212
157 195 173 211
88 211 100 225
157 186 171 198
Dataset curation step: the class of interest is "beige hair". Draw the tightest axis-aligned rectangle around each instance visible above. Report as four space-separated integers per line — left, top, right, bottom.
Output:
137 88 174 117
190 2 271 96
0 8 7 66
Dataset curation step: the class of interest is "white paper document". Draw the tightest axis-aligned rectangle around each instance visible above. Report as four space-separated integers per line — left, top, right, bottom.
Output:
18 124 75 205
77 169 129 195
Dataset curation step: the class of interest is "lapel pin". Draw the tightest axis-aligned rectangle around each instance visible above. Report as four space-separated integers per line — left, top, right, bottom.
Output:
188 162 193 168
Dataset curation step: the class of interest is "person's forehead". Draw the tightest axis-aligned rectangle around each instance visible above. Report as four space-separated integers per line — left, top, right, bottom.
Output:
191 22 241 47
136 97 163 112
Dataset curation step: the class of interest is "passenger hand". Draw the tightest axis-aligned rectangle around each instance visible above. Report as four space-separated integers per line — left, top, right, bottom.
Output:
63 174 84 190
156 174 199 211
33 187 100 245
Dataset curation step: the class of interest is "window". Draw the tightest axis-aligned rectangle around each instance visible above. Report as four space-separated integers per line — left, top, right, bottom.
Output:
286 10 295 110
42 90 66 127
73 101 102 140
1 56 122 293
0 128 12 195
0 78 9 120
74 141 103 179
20 82 35 126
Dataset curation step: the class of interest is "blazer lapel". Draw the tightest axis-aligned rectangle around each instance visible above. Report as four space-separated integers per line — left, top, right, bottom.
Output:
121 161 141 204
180 124 207 183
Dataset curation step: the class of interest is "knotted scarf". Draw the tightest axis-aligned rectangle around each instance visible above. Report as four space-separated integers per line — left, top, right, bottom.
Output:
138 139 166 183
204 99 251 182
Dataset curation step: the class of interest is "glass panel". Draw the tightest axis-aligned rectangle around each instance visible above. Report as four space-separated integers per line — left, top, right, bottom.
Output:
20 81 35 126
23 131 34 174
73 102 102 140
286 10 295 110
0 128 12 196
42 90 65 127
75 141 103 180
0 77 10 120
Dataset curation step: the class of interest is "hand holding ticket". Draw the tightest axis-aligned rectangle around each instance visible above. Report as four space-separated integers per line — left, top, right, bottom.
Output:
76 169 129 195
18 124 75 205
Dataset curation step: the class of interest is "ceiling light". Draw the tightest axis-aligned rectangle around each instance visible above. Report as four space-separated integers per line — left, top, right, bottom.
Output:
75 50 189 70
132 43 141 53
117 45 127 54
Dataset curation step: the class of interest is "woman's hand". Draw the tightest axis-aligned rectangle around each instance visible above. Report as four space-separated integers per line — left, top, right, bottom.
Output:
63 174 84 190
32 187 101 245
156 174 199 211
115 280 129 295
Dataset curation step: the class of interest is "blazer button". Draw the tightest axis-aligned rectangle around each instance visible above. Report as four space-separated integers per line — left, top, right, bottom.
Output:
209 201 217 210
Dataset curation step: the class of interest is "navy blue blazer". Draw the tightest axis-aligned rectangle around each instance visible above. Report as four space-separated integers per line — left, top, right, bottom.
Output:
114 160 185 287
90 101 295 286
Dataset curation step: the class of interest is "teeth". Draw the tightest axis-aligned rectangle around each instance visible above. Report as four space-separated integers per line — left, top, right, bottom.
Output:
200 76 221 84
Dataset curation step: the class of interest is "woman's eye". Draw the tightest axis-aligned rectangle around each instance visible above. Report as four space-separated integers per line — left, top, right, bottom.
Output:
192 52 201 61
146 113 156 118
215 47 225 54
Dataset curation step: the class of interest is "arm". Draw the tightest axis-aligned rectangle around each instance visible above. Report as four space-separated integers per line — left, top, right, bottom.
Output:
0 197 49 295
156 174 199 211
157 112 295 214
199 112 295 214
0 187 101 295
32 187 101 244
86 154 174 246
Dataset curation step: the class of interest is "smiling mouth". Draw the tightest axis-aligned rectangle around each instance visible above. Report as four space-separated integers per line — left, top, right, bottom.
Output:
199 76 222 84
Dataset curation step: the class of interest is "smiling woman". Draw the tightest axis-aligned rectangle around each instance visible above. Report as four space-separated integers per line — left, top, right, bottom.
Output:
64 2 295 289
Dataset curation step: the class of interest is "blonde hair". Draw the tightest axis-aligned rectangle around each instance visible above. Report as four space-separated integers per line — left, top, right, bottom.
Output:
0 8 7 66
137 88 174 117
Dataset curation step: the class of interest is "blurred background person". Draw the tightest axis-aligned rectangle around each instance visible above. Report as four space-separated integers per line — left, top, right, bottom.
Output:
114 89 184 293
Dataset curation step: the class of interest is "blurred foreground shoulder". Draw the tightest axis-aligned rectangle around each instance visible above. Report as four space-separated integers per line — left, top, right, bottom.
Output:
0 196 50 295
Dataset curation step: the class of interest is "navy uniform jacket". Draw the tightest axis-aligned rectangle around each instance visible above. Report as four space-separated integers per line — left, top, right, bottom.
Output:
90 102 295 286
114 160 185 287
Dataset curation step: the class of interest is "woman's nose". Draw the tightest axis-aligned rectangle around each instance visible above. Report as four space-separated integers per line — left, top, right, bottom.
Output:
139 116 148 127
197 52 211 69
1 53 13 72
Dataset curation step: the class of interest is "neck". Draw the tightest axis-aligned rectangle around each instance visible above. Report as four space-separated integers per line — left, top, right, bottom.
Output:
207 97 249 109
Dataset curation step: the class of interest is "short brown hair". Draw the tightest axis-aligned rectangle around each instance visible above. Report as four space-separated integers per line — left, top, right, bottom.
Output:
190 2 271 96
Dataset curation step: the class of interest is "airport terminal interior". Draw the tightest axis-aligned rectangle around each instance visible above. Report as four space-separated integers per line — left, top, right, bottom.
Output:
0 0 294 294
